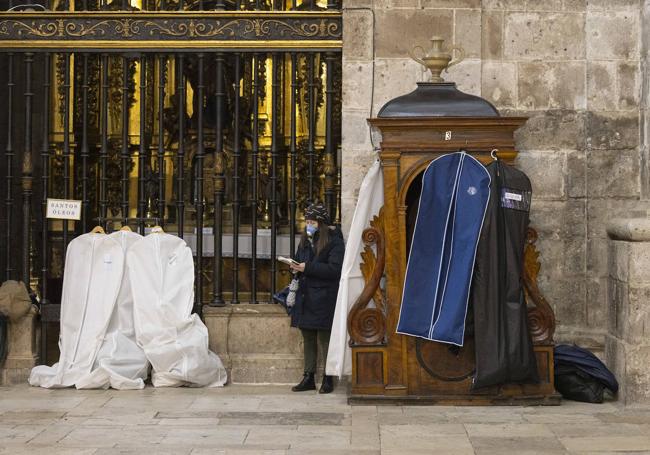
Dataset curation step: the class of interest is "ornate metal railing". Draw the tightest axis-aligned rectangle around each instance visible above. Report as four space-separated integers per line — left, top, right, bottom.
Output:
0 0 342 363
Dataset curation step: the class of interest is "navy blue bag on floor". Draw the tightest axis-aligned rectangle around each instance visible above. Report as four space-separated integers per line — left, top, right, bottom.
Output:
554 344 619 403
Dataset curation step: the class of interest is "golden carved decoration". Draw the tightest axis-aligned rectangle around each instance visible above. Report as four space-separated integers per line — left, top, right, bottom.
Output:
348 208 386 346
0 16 342 41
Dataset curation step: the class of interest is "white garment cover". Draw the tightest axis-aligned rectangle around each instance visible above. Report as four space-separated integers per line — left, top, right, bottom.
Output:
326 160 384 377
29 233 127 388
128 231 227 387
75 231 150 390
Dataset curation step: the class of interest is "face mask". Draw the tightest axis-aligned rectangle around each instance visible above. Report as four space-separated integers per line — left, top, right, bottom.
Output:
306 225 318 237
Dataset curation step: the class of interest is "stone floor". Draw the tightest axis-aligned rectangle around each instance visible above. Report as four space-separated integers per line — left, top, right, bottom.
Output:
1 384 649 454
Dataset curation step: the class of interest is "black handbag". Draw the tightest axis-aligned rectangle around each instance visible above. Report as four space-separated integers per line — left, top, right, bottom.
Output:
272 277 299 315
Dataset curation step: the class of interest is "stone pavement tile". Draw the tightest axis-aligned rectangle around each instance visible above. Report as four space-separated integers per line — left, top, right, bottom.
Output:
190 396 263 411
64 395 113 417
524 412 603 424
96 447 192 455
216 411 346 426
597 410 650 424
470 436 566 453
380 424 472 452
155 410 219 420
245 425 352 450
445 409 526 424
27 423 76 445
103 395 195 411
523 401 620 415
0 410 67 424
0 446 97 455
81 411 159 426
257 396 350 413
289 450 378 455
0 424 46 443
58 425 169 447
559 436 650 452
156 417 220 426
465 423 555 438
548 423 645 438
160 426 249 447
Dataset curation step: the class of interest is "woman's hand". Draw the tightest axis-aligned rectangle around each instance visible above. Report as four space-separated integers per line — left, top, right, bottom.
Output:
290 262 306 273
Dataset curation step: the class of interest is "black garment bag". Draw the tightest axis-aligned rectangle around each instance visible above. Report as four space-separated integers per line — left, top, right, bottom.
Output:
470 159 539 389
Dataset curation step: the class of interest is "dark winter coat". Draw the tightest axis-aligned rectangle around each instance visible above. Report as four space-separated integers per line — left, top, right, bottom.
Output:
290 227 345 330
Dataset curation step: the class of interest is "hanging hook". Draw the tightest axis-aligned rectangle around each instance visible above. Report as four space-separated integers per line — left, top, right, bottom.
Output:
490 149 499 161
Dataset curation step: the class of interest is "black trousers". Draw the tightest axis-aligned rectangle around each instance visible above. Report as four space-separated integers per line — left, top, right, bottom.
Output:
300 328 331 374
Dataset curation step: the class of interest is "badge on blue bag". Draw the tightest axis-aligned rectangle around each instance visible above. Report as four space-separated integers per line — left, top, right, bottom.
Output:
500 188 531 212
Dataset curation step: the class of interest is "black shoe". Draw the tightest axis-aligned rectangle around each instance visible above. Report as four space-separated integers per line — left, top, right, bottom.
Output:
319 375 334 394
292 373 316 392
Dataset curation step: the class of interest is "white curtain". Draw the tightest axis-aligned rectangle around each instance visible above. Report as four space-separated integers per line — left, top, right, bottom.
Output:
326 160 384 378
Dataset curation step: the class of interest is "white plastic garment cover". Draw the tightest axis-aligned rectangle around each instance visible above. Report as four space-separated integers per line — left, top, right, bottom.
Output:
75 230 150 390
326 159 384 378
29 233 125 388
128 230 227 387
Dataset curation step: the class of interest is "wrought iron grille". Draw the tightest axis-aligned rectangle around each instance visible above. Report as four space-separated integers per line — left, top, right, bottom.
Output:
0 0 342 362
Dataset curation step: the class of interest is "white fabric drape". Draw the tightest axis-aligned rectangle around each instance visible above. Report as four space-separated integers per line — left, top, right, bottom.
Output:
30 233 126 388
326 160 384 378
128 231 227 387
75 231 150 390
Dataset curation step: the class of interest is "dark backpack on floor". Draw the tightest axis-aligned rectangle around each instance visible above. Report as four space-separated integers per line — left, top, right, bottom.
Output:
554 344 619 403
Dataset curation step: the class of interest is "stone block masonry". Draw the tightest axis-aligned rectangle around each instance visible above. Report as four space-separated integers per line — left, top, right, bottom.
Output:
341 0 650 353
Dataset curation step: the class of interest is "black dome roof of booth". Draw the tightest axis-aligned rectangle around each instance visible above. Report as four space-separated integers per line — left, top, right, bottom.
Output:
377 82 500 118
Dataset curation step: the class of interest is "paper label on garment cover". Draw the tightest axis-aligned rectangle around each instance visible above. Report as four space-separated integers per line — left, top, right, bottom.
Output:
500 188 531 212
46 198 82 220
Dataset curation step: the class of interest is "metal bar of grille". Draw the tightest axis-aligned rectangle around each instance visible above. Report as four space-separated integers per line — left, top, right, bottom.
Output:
289 52 297 258
22 52 34 288
231 53 241 304
121 55 130 227
250 53 260 304
138 55 147 235
62 53 71 256
157 54 166 227
307 53 315 202
270 52 279 301
99 53 109 229
5 51 15 281
195 53 205 313
80 53 90 232
211 52 225 307
176 55 185 238
324 52 336 220
40 53 51 365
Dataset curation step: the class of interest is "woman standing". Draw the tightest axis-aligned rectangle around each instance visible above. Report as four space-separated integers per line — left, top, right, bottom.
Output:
289 203 345 394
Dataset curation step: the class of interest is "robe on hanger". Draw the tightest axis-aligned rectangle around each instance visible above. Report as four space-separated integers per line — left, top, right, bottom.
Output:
75 230 150 390
470 160 538 389
127 232 227 387
397 152 491 346
29 233 125 388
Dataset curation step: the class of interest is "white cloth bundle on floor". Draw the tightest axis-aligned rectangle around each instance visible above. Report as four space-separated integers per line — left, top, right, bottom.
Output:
326 159 384 378
128 231 227 387
29 232 127 388
75 230 150 390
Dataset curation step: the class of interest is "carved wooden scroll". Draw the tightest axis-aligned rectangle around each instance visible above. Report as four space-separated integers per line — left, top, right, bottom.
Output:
523 227 556 345
348 208 386 346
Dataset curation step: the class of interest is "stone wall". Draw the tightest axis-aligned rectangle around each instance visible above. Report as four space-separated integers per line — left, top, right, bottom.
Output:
606 218 650 404
341 0 650 351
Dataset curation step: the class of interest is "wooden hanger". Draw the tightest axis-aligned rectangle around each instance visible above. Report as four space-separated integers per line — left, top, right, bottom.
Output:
151 225 164 234
120 225 132 232
90 225 105 234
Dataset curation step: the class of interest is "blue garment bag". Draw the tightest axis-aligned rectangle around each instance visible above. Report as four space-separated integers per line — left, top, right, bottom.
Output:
397 152 491 346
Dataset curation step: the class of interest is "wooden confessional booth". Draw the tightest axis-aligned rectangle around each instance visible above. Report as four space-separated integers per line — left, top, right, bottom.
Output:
347 40 560 405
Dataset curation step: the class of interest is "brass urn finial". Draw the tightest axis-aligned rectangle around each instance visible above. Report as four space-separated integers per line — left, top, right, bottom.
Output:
409 36 464 83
